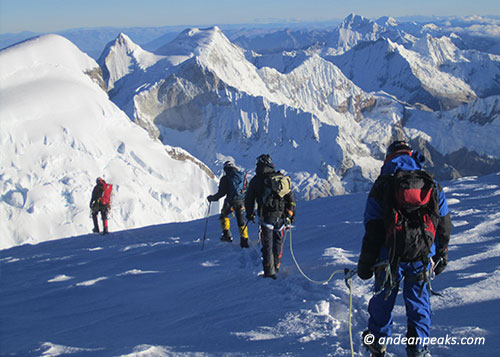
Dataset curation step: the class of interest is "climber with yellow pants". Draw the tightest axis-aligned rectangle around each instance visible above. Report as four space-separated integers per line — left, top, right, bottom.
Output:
207 161 250 248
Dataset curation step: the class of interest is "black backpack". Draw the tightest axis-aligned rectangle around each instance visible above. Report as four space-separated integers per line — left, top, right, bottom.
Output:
383 170 440 263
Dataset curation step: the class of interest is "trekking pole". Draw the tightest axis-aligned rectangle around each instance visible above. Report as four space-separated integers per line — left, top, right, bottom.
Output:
201 202 212 251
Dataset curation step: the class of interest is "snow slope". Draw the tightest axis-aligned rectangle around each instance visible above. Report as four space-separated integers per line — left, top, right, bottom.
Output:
1 172 499 356
0 35 217 249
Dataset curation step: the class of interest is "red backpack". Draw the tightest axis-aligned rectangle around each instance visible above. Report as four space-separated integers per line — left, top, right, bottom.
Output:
101 182 113 206
384 170 440 263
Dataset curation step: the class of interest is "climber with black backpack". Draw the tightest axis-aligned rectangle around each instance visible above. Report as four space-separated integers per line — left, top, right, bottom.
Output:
90 177 113 235
207 160 250 248
245 154 296 279
357 141 452 357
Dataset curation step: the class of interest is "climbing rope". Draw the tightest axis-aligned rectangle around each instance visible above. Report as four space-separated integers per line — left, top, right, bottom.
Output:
348 276 354 357
287 227 345 285
286 226 357 356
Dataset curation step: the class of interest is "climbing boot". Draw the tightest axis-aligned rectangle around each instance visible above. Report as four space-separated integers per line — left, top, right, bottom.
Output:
240 237 250 248
220 230 233 242
362 329 386 357
406 346 431 357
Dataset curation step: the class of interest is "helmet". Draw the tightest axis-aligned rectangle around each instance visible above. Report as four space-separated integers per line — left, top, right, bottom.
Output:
385 140 412 159
256 154 273 167
223 160 236 173
96 177 104 184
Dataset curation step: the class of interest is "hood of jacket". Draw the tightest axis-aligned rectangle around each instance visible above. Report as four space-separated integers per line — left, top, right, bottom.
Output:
256 163 275 176
380 153 422 175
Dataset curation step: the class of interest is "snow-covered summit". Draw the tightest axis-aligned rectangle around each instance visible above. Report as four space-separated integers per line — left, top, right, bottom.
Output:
157 26 228 56
98 33 165 90
0 34 97 80
325 14 383 54
0 34 217 249
411 34 462 65
155 26 273 100
340 13 380 33
155 26 243 67
375 16 399 27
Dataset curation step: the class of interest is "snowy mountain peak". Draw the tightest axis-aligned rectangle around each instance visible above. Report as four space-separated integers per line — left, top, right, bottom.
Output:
180 25 224 40
153 26 271 99
115 32 134 46
340 13 378 32
99 32 145 63
326 14 385 54
156 26 232 58
0 34 97 79
98 33 165 90
175 26 222 48
422 23 440 32
375 16 398 27
412 34 460 65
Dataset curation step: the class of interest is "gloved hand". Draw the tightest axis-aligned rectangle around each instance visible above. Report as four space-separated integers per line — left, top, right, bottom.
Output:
285 209 295 224
207 195 215 202
246 212 256 223
432 250 448 276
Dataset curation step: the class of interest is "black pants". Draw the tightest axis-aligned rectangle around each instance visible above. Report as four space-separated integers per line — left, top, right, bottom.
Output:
92 205 108 233
260 218 287 276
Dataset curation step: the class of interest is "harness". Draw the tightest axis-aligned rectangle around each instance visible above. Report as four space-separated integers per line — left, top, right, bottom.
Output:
373 257 443 300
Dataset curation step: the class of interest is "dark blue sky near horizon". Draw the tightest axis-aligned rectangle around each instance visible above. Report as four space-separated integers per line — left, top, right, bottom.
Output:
1 0 499 34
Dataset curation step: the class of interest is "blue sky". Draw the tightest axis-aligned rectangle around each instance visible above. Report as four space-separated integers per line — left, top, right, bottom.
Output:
1 0 499 34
